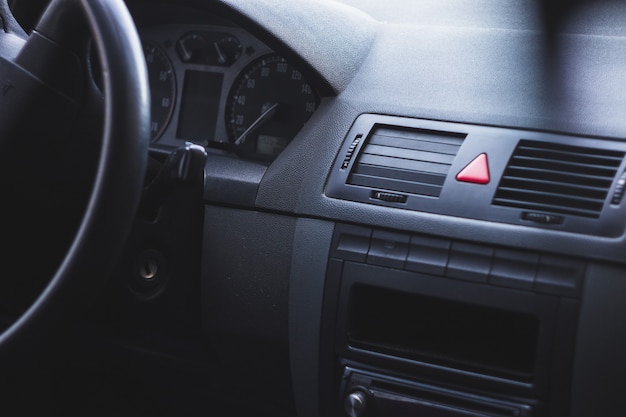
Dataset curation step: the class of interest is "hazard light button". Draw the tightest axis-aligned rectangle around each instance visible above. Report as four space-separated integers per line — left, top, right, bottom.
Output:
456 153 490 184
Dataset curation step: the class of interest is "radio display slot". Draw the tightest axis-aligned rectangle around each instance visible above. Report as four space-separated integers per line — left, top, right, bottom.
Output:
348 284 539 380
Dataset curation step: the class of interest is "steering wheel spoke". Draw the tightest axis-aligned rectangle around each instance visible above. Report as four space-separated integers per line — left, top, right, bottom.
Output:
0 1 89 156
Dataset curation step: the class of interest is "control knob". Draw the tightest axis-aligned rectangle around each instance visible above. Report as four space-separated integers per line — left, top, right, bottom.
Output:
344 390 368 417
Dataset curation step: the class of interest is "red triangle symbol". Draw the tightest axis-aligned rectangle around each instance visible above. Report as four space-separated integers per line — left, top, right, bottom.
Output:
456 153 490 184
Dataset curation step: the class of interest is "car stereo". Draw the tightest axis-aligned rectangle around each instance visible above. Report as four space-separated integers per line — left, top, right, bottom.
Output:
319 223 581 417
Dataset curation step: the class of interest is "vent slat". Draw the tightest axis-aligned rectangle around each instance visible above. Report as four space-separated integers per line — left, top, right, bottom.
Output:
375 127 465 146
368 134 461 155
493 139 624 219
355 164 447 186
363 144 456 165
347 127 466 198
504 166 614 187
358 154 451 175
500 177 609 198
493 198 601 217
496 187 605 208
515 147 623 166
509 156 618 176
516 141 624 159
350 174 442 197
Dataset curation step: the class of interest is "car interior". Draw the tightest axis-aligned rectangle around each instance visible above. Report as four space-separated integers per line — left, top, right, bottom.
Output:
1 0 626 416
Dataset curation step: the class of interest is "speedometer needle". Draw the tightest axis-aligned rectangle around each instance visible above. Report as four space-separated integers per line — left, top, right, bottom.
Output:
234 102 279 146
214 42 226 65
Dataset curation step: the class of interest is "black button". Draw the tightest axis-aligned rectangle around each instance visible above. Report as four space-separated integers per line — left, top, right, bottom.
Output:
490 249 538 290
406 235 451 276
367 230 410 269
535 256 585 297
330 224 372 262
447 242 493 283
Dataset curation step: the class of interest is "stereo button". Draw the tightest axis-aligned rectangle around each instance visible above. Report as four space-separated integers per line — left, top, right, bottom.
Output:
490 249 538 290
367 230 410 269
331 224 372 262
406 235 451 276
535 256 585 297
447 242 493 283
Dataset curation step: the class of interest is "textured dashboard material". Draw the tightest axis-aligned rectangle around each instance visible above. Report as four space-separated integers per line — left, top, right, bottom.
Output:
248 20 626 264
215 0 376 94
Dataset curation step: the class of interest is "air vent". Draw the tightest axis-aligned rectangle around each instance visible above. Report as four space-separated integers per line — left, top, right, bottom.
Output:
347 126 465 198
493 140 625 218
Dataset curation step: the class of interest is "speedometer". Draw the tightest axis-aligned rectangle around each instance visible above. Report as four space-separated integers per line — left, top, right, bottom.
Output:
144 43 176 142
225 54 319 160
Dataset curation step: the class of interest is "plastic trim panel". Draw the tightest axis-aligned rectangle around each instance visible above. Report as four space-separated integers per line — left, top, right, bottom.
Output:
326 114 626 237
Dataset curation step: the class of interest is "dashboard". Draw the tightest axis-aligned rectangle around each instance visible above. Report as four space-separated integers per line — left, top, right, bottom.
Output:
4 1 626 417
116 2 626 417
140 23 319 161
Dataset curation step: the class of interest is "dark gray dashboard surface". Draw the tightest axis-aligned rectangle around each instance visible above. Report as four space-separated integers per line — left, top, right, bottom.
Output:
216 0 377 94
336 0 626 36
226 0 626 263
336 0 543 29
159 0 626 263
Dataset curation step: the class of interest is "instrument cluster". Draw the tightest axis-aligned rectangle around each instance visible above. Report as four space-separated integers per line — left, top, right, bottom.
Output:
141 24 320 161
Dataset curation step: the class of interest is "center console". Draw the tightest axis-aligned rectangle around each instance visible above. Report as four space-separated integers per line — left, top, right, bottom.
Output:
319 223 581 417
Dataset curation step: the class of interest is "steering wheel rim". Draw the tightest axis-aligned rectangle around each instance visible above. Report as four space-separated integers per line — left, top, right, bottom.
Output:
0 0 149 354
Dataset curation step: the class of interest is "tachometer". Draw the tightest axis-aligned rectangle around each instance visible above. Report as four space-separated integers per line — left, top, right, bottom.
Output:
143 43 176 142
225 54 319 160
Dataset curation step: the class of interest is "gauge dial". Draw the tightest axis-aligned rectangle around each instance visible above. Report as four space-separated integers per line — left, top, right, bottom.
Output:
143 43 176 142
176 32 207 63
214 36 242 66
177 32 242 66
225 54 319 160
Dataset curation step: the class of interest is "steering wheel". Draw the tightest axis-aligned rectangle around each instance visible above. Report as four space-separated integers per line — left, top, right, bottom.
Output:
0 0 149 355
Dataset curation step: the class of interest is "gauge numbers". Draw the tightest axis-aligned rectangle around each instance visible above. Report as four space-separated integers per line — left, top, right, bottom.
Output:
226 54 319 160
143 42 176 142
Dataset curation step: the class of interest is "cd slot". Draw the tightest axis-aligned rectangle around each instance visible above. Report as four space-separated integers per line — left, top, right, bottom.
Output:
341 366 536 417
